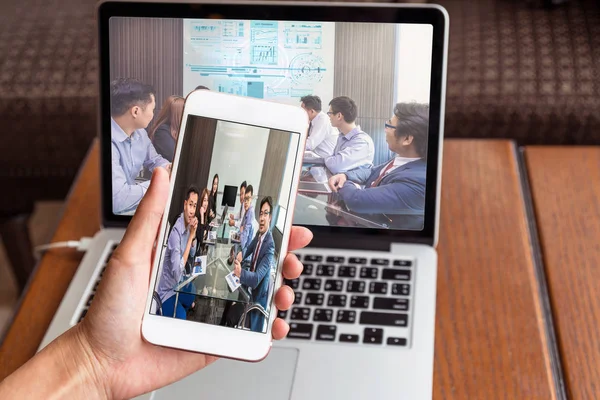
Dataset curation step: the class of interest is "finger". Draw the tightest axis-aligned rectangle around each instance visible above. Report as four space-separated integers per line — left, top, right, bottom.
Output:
282 253 303 280
116 168 169 262
271 318 290 340
287 226 313 251
274 285 295 311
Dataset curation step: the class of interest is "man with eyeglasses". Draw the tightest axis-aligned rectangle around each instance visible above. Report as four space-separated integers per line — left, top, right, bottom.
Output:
238 184 255 254
323 96 375 174
328 103 428 224
233 196 276 332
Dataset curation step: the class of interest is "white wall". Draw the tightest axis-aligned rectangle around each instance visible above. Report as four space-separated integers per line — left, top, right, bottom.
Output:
395 24 433 104
207 121 269 208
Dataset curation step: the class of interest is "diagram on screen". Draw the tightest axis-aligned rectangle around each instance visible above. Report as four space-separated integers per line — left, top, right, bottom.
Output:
183 19 335 106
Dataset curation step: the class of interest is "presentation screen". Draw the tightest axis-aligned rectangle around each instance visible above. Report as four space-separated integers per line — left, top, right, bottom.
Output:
183 19 335 105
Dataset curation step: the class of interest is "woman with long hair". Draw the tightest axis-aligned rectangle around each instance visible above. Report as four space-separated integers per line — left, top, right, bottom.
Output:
195 188 211 252
149 95 185 162
208 173 219 223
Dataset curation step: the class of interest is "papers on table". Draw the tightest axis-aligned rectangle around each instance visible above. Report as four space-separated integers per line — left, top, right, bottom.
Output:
192 255 207 276
225 271 242 292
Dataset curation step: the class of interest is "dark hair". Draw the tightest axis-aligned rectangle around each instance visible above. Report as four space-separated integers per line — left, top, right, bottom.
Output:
198 188 210 220
110 78 155 117
245 184 254 197
259 196 273 215
300 95 322 112
393 103 430 159
329 96 358 123
195 85 210 90
211 174 219 194
185 185 200 201
240 181 247 191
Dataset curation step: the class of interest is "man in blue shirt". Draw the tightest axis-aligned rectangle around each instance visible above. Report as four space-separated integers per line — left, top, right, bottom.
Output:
111 78 171 215
233 196 275 332
157 186 199 319
328 103 429 228
239 184 255 255
323 96 375 174
228 180 247 227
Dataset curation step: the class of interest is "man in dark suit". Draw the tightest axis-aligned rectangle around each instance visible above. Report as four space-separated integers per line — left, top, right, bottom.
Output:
233 196 275 332
328 103 429 228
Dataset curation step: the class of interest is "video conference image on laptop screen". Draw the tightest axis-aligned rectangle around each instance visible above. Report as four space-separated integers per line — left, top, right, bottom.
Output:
109 17 433 231
149 114 300 331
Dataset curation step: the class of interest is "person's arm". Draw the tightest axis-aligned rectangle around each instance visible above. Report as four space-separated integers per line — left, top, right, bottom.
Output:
344 167 373 185
240 212 253 248
338 179 425 214
305 116 328 152
240 244 274 289
112 143 148 214
143 131 170 172
153 127 175 163
324 137 373 174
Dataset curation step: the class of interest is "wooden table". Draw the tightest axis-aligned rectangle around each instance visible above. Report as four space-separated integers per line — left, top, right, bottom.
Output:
0 139 559 398
525 146 600 399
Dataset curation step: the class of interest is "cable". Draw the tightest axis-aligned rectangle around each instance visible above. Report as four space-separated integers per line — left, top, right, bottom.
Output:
34 237 93 258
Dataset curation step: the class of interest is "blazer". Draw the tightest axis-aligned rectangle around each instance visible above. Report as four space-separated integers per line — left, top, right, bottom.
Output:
240 230 275 311
152 124 176 163
339 158 427 216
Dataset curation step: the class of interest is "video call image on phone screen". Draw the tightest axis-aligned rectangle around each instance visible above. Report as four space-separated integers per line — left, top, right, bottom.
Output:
109 17 433 231
148 115 299 332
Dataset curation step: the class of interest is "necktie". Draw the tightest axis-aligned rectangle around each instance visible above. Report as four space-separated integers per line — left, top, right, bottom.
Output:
307 121 313 137
251 238 262 272
370 161 395 188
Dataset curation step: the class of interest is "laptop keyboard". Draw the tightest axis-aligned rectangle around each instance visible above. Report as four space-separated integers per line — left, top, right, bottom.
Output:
76 243 118 323
282 254 414 347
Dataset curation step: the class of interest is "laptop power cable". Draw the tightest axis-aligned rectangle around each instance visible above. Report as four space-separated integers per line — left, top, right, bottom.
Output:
34 237 93 259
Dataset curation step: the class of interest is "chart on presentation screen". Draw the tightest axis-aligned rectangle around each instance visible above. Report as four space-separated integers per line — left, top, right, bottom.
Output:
183 19 335 106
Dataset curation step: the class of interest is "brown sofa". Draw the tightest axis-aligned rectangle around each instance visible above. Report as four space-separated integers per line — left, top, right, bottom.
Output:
0 0 598 291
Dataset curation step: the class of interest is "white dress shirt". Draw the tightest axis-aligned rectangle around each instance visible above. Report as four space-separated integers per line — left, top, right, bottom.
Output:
305 111 338 158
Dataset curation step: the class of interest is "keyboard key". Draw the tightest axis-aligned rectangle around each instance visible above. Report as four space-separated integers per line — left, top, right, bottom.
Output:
360 267 378 279
93 281 100 291
288 323 313 339
316 264 335 277
313 309 333 322
336 310 357 323
326 256 345 263
347 280 366 293
371 258 390 266
382 269 412 281
387 337 408 346
78 308 88 322
393 260 412 267
369 282 388 294
294 292 303 305
316 325 337 341
285 278 300 289
294 253 302 261
278 310 288 319
304 255 322 262
363 328 383 344
324 279 343 292
305 293 324 306
391 283 411 296
339 333 360 343
373 297 409 311
350 295 370 308
303 278 322 291
291 307 311 321
301 263 314 276
338 266 356 278
360 312 408 327
348 257 367 264
86 294 95 307
328 294 347 307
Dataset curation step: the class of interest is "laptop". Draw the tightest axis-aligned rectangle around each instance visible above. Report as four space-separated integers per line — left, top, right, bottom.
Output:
39 2 448 399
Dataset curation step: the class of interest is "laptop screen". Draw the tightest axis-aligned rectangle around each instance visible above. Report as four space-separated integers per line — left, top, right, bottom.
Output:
108 15 434 232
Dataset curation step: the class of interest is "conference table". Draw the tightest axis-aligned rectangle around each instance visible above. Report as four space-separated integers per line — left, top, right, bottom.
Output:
0 139 572 398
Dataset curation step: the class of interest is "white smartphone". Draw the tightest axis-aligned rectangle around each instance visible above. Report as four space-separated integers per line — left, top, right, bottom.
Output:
142 90 308 362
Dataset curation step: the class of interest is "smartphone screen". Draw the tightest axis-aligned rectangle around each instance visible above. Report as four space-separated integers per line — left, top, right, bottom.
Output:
150 114 300 334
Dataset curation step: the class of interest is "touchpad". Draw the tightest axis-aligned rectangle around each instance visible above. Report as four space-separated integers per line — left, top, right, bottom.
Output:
149 347 299 399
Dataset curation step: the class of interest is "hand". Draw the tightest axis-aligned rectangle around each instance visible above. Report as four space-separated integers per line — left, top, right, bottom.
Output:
233 260 241 277
189 217 199 236
328 173 347 192
209 210 215 219
236 251 243 263
166 163 172 174
228 217 235 227
0 166 313 400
